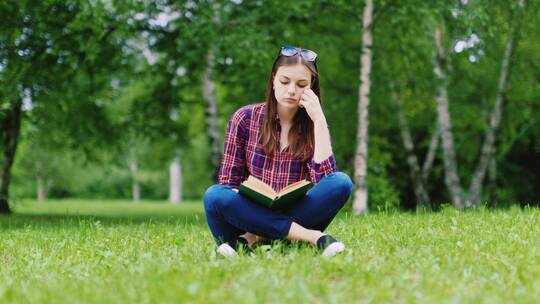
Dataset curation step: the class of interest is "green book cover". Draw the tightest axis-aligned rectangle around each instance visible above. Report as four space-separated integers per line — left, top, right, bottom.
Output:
238 176 312 210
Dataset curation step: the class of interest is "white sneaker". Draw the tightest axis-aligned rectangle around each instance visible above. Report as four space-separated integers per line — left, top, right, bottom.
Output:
217 243 238 258
322 241 345 257
317 235 345 257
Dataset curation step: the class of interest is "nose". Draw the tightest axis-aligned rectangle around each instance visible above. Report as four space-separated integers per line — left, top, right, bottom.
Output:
287 83 295 95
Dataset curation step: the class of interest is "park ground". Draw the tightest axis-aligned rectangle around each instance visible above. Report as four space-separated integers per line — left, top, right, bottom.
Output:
1 200 539 303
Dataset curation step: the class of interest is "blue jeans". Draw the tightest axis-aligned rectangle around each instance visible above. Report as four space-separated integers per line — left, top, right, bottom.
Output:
203 172 353 245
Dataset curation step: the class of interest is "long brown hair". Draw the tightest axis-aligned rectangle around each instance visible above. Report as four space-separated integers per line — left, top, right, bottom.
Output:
261 53 321 161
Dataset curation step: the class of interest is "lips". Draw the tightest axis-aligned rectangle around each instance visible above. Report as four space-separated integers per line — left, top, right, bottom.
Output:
284 98 296 103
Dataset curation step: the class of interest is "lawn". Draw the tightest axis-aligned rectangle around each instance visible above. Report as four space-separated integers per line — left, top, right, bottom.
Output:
1 199 539 303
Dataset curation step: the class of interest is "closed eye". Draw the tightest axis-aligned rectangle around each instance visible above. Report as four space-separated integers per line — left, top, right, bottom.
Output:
280 81 307 88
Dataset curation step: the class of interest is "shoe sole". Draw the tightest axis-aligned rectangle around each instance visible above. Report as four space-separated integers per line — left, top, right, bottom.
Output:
217 243 238 258
322 242 345 257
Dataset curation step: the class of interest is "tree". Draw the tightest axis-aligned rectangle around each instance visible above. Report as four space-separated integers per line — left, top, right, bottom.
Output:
432 26 466 209
392 84 432 207
202 2 223 180
0 1 134 212
352 0 374 215
169 154 182 203
466 0 525 206
432 0 526 208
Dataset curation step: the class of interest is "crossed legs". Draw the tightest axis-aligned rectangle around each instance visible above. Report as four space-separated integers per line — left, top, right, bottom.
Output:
203 172 353 247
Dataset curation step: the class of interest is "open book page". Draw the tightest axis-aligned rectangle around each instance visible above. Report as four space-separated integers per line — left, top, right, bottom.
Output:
244 175 277 199
277 179 312 196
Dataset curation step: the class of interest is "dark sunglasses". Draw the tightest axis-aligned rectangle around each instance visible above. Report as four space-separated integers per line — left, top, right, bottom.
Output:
280 45 318 62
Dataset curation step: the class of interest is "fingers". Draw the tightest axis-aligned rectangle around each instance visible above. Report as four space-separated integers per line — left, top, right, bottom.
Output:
300 94 315 107
302 89 317 101
299 89 319 112
303 88 316 98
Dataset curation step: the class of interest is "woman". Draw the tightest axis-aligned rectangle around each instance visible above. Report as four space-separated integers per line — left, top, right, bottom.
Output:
204 45 353 258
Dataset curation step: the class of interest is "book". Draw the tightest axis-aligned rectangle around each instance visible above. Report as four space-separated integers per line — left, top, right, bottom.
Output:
238 175 313 210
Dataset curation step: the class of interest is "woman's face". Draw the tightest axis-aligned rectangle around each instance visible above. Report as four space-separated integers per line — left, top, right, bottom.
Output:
273 64 312 110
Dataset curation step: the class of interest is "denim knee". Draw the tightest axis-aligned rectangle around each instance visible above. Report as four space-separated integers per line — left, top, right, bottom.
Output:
203 184 235 215
203 184 225 214
328 172 353 198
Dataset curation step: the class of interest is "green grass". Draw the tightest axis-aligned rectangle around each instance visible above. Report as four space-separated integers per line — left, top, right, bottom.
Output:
1 200 539 303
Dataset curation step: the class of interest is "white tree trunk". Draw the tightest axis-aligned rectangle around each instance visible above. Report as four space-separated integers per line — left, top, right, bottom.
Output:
130 159 140 203
203 49 222 172
36 160 46 202
393 88 431 206
421 124 439 182
203 3 222 178
353 0 373 215
169 156 182 204
466 16 517 206
432 27 465 209
37 175 46 202
487 154 497 205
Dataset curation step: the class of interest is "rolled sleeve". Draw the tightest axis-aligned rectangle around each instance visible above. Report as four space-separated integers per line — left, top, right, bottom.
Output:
218 109 248 188
307 154 337 184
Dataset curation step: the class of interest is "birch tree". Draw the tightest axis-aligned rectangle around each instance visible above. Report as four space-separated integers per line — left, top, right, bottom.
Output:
421 125 439 183
202 2 222 179
433 0 525 208
202 48 221 176
130 159 140 202
392 86 432 207
432 27 465 209
169 155 182 204
353 0 374 215
466 0 524 205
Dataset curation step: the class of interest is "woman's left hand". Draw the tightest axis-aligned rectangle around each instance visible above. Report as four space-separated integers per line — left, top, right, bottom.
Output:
299 88 326 124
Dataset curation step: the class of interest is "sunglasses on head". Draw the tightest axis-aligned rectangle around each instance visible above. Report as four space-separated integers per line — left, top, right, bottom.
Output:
280 45 318 62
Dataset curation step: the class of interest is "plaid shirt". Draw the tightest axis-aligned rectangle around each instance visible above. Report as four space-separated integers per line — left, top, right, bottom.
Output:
218 103 337 191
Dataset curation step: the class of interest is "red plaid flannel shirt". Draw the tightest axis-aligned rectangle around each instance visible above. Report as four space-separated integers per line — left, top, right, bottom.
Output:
218 103 337 191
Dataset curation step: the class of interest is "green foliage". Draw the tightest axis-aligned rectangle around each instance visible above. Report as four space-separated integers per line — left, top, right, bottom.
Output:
367 173 401 212
3 0 539 206
181 134 214 199
366 135 401 212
